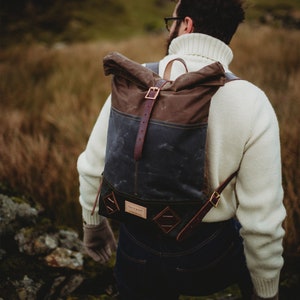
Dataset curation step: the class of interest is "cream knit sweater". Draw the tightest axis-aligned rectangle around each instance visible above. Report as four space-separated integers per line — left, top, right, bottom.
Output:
77 33 286 298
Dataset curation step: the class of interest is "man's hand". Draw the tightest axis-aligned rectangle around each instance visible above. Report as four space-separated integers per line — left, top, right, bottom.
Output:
83 218 117 264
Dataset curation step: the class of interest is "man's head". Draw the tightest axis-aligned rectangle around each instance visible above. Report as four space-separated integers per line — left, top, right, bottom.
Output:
166 0 246 49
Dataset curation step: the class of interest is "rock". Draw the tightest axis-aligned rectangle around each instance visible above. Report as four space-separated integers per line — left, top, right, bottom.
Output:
57 274 85 298
42 274 85 299
12 275 43 300
0 194 39 236
0 194 113 299
58 229 83 252
14 226 83 256
15 229 58 255
44 247 84 270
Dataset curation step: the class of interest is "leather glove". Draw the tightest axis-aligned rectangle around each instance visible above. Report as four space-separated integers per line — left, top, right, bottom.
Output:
83 218 117 264
252 293 278 300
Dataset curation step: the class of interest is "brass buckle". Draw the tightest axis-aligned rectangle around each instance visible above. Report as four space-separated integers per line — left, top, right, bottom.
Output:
209 191 221 208
145 87 160 100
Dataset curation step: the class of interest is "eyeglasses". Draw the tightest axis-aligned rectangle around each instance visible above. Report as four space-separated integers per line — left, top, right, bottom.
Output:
164 17 184 32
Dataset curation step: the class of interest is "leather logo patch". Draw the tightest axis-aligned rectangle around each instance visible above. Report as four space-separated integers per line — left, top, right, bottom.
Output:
125 201 147 219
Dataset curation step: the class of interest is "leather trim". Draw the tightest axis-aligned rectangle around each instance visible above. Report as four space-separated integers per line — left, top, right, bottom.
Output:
134 79 168 161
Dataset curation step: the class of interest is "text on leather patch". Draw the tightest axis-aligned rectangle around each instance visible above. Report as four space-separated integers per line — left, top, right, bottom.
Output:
125 201 147 219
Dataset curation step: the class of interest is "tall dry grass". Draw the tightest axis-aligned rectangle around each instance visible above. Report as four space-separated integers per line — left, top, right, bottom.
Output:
0 34 167 230
0 26 299 254
231 25 300 255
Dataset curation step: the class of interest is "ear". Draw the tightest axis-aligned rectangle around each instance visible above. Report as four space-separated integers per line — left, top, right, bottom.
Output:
183 16 194 33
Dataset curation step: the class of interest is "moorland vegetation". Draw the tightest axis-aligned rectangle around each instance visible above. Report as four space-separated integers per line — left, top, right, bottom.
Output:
0 3 300 298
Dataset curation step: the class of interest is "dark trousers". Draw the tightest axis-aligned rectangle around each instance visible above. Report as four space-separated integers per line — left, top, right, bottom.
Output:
114 219 253 300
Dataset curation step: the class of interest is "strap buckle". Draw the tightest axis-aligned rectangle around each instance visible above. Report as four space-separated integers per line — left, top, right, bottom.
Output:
209 191 221 208
145 87 160 100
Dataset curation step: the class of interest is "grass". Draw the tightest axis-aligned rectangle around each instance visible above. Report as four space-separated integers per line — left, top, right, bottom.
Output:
230 25 300 253
0 0 174 47
0 34 167 231
1 23 300 255
1 0 300 47
1 3 300 297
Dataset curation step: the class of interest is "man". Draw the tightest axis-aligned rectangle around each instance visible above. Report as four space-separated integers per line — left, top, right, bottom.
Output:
77 0 286 299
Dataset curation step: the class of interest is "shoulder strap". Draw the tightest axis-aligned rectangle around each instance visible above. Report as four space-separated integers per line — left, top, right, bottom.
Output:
145 62 159 74
146 61 239 82
176 170 238 241
146 59 188 80
225 72 240 82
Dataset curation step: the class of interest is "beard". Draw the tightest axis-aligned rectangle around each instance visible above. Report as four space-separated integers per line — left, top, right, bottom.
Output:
165 25 180 55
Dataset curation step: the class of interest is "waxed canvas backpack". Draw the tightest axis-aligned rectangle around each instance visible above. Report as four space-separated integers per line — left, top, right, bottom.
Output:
97 52 237 241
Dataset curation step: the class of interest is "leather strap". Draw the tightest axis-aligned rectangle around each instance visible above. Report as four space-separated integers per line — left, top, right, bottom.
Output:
134 58 187 160
176 170 238 241
134 79 168 161
163 58 188 80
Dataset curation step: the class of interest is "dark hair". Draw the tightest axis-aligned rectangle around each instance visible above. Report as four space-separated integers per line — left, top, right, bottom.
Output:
176 0 246 44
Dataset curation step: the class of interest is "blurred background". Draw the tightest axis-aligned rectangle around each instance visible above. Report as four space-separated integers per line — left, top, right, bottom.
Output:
0 0 300 299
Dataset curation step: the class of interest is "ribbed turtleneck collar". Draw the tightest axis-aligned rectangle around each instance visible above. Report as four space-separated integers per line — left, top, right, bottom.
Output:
168 33 233 68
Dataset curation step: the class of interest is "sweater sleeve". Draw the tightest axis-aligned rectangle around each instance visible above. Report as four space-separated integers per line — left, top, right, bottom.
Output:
77 96 112 225
235 90 286 298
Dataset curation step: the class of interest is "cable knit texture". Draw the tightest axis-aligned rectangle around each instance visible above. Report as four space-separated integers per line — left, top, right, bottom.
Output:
77 33 286 298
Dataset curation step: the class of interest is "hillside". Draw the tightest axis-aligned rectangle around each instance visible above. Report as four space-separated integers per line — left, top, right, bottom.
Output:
1 0 300 47
1 1 300 299
0 0 173 47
